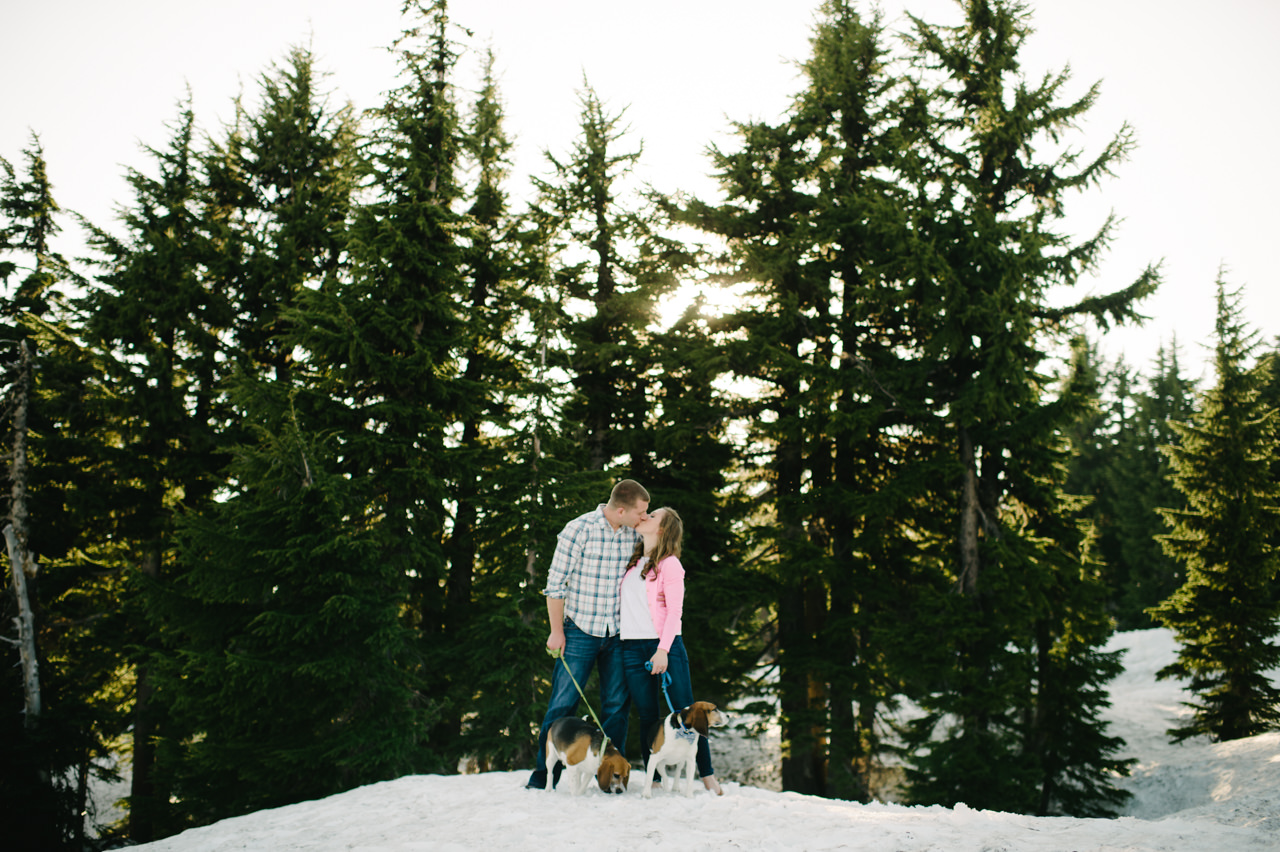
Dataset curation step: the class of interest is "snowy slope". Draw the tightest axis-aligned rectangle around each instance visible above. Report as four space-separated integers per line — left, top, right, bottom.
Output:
126 629 1280 851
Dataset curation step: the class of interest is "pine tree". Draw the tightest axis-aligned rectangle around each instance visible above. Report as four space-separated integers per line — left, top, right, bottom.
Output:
162 385 423 822
138 47 396 826
443 47 556 770
638 295 763 733
204 45 358 381
1112 342 1196 627
689 102 835 795
283 0 469 770
1150 277 1280 743
1065 339 1197 629
680 0 927 798
513 65 758 769
528 83 677 474
1063 338 1124 584
1026 343 1136 816
79 100 231 842
799 2 940 802
895 0 1148 814
0 135 141 848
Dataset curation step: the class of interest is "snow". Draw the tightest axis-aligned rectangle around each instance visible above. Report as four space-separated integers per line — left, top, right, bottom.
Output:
126 629 1280 851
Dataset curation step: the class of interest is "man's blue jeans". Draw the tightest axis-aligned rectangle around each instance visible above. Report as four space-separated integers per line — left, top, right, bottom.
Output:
621 635 714 779
528 619 630 788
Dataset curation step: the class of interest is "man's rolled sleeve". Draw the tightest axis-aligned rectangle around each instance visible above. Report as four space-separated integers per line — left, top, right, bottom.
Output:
543 530 579 599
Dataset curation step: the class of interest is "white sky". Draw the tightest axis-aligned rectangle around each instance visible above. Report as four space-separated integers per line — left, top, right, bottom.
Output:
4 0 1278 382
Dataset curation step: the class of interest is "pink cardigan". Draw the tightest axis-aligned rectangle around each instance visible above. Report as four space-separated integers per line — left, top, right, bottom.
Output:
643 555 684 652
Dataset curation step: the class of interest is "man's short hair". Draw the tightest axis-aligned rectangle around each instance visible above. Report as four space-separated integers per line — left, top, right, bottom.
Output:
608 479 650 509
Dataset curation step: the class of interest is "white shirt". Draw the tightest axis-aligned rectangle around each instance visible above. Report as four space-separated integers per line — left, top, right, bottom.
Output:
619 558 658 640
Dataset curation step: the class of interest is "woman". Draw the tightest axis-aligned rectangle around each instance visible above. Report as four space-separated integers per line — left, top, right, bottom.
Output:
618 507 723 795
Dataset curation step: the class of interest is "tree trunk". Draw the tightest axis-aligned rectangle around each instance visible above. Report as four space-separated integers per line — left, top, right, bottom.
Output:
777 584 817 793
5 524 40 725
130 548 161 844
6 340 40 729
958 427 981 595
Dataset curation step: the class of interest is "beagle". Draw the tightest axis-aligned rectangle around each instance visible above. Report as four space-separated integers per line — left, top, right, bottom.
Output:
643 701 727 798
544 716 630 795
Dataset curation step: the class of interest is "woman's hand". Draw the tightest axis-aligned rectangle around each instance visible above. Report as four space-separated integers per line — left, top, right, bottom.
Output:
649 648 669 675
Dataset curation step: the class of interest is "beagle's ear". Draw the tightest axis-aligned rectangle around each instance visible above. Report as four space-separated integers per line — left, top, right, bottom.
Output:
597 754 629 791
686 704 710 737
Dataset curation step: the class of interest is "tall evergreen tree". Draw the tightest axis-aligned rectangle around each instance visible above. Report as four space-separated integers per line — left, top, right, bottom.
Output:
283 0 468 771
204 45 358 381
3 138 154 846
636 293 764 743
682 0 962 800
794 2 943 802
1111 342 1196 627
528 83 678 475
163 386 423 823
895 0 1149 814
686 100 833 796
504 66 762 773
1150 277 1280 743
444 47 556 771
1063 338 1125 588
138 46 395 829
1065 338 1197 629
446 48 513 673
79 99 231 843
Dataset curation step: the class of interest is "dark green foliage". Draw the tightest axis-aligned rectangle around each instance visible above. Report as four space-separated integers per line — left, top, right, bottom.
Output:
1029 578 1134 816
1 136 151 848
281 1 471 775
444 47 576 772
0 136 108 851
137 43 399 829
528 83 683 473
162 387 425 822
205 45 358 381
682 0 1142 815
1068 342 1195 629
78 98 233 843
884 0 1146 815
0 136 72 321
1114 345 1196 625
1150 277 1280 743
681 0 921 799
0 0 1216 836
644 302 764 702
522 75 763 758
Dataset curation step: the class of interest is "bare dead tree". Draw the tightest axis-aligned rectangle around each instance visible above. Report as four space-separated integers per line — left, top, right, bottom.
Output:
4 340 41 730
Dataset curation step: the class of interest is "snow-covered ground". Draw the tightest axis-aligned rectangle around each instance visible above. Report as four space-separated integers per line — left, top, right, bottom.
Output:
125 629 1280 851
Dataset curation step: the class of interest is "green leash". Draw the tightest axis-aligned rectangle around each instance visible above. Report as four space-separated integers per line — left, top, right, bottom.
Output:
547 647 611 753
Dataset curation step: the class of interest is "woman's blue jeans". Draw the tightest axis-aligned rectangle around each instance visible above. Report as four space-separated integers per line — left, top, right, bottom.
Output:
621 635 714 778
529 619 630 787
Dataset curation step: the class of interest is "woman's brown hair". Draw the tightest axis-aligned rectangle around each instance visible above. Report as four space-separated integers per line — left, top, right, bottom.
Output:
625 508 683 579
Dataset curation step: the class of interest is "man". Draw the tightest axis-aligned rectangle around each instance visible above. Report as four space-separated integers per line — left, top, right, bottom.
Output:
526 479 650 790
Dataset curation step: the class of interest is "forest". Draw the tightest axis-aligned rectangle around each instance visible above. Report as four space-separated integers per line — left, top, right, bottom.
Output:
4 1 1280 848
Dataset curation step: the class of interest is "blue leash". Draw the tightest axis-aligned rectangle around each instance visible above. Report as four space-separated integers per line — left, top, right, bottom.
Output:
646 660 678 714
646 661 699 743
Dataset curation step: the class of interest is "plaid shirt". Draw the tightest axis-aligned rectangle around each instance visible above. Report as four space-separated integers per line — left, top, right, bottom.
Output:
544 505 641 637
